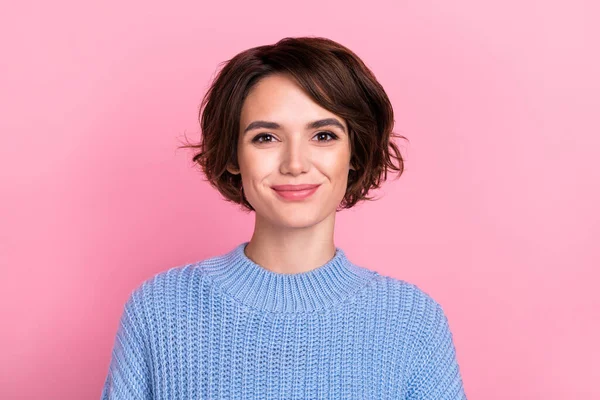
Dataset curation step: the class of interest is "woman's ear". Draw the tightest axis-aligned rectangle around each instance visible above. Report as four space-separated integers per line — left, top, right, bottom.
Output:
227 163 240 175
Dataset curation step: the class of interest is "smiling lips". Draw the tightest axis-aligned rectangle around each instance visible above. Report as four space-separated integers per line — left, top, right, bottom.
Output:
271 184 321 201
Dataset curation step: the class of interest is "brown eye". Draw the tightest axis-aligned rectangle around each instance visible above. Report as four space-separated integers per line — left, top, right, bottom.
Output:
252 133 275 143
313 131 338 142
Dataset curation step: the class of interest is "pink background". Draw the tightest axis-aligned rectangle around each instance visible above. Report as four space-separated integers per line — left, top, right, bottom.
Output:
1 1 599 398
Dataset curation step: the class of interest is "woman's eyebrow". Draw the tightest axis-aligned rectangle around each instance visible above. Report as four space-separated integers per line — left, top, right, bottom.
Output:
243 118 346 135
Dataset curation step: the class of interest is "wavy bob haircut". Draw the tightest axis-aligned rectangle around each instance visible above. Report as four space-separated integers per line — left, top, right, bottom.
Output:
179 36 407 212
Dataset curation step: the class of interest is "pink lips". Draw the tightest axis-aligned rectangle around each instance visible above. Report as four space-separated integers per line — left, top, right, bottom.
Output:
271 184 321 201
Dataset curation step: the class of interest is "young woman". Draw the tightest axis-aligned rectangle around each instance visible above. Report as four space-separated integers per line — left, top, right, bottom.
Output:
101 36 467 399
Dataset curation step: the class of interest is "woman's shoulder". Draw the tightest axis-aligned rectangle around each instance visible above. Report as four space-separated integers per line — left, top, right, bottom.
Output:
124 256 218 308
366 271 448 319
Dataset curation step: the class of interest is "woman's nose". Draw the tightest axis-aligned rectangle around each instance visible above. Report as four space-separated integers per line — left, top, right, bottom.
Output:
280 139 310 175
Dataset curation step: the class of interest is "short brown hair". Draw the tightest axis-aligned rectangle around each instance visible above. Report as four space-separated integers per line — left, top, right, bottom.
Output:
179 36 407 212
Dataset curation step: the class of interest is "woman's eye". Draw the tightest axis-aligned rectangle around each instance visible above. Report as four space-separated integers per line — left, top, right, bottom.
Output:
252 131 338 144
314 131 338 142
252 133 275 143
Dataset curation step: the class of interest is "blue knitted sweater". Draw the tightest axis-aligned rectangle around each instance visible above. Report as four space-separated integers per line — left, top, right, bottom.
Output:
101 242 467 399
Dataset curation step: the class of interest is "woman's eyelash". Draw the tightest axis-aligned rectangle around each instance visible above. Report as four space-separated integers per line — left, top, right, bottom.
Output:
251 131 339 143
314 131 339 141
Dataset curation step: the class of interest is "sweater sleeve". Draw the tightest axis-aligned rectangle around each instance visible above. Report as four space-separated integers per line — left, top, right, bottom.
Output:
405 302 467 399
101 290 152 400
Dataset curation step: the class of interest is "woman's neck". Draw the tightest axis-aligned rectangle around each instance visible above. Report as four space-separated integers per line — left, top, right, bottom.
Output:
245 212 336 274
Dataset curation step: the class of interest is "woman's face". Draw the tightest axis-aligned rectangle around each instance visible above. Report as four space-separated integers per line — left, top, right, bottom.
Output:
229 73 353 229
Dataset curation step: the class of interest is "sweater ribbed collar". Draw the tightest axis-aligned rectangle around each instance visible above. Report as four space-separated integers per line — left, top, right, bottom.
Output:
201 242 378 313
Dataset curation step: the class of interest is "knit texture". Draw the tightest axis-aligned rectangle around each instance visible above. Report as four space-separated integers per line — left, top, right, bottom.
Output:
101 242 467 399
